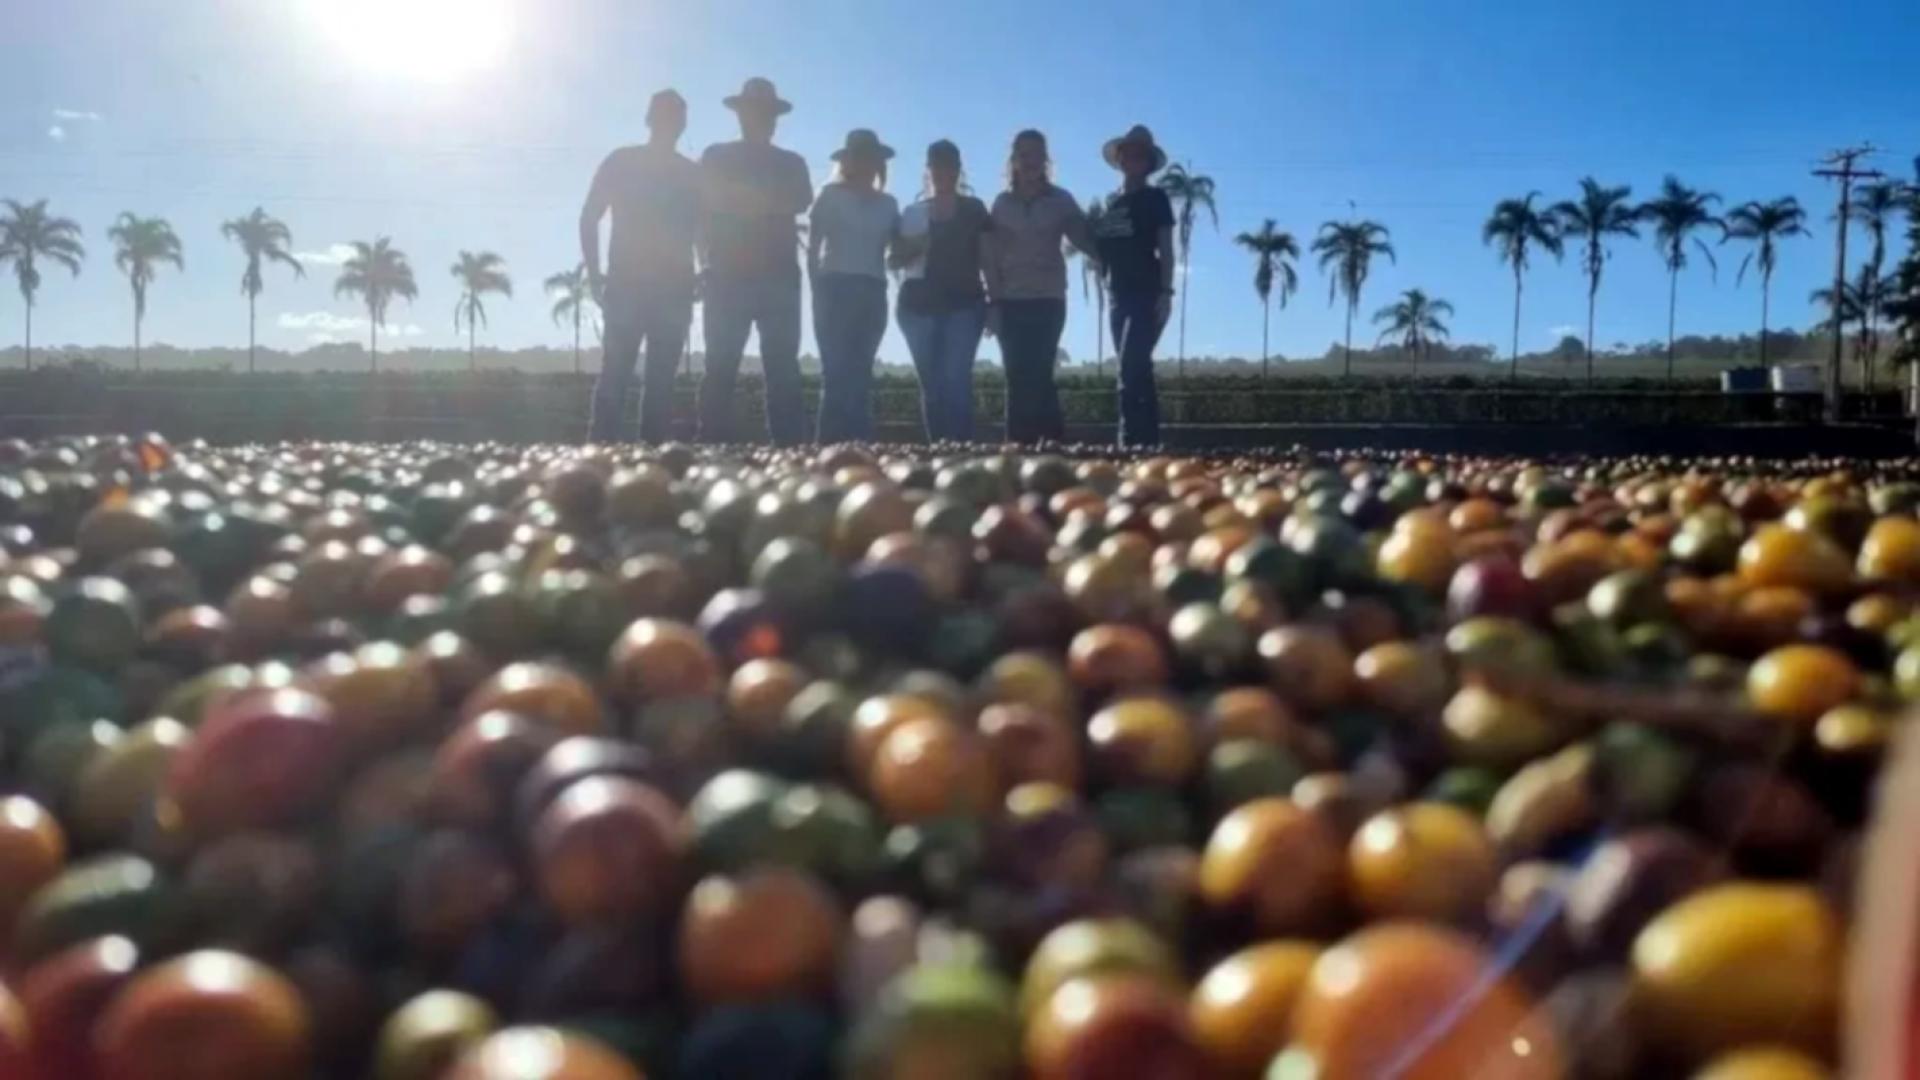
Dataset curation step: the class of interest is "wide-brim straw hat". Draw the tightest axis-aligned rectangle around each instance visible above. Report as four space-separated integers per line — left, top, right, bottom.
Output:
1102 124 1168 172
723 77 792 116
831 128 896 163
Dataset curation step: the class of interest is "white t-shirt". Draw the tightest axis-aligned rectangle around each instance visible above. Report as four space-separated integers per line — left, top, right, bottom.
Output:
897 201 930 281
809 184 899 279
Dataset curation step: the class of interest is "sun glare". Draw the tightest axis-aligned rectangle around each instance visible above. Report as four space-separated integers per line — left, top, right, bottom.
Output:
305 0 513 83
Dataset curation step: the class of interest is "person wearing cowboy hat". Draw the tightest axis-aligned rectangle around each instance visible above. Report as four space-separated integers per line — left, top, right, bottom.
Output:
1093 124 1176 447
580 88 702 443
698 77 813 445
807 129 900 443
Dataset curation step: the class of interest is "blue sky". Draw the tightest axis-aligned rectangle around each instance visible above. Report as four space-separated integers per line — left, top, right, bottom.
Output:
2 0 1916 367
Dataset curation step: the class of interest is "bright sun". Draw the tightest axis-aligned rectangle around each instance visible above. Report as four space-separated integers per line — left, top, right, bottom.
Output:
305 0 513 83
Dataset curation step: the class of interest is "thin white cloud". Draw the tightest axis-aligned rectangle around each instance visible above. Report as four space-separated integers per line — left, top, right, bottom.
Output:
51 109 103 123
293 243 357 267
279 311 366 334
46 125 66 143
280 311 427 339
1547 324 1578 341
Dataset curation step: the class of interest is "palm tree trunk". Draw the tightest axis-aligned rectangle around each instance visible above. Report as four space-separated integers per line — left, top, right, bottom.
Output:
134 310 142 373
1866 265 1879 395
1863 311 1877 395
1177 251 1190 384
1342 302 1354 379
468 314 477 374
369 307 379 374
1509 269 1523 382
1758 273 1770 367
1910 352 1919 421
24 301 32 372
1584 282 1597 386
1665 267 1678 384
1096 285 1106 376
573 308 582 376
1261 295 1270 378
248 293 258 375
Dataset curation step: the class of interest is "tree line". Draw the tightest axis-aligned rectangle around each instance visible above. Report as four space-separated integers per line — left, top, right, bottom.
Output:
0 204 598 375
2 158 1914 380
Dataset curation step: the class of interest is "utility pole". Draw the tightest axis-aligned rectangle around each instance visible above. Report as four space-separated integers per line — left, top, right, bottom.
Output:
1814 145 1883 423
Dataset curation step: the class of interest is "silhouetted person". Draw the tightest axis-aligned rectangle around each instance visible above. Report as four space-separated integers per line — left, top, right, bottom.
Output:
580 88 700 443
699 78 813 445
985 129 1093 443
1095 125 1175 446
809 129 899 443
893 139 992 442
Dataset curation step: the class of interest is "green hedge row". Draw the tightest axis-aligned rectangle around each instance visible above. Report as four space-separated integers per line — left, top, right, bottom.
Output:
0 370 1907 443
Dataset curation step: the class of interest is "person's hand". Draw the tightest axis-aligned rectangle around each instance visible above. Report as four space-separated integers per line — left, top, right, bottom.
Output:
1155 292 1173 329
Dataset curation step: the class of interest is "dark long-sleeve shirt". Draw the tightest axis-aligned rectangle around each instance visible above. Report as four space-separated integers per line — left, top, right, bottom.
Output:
700 140 814 280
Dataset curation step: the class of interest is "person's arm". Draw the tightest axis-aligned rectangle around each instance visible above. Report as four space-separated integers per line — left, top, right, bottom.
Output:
1061 192 1097 258
889 205 928 269
1154 223 1176 327
806 189 828 277
1153 191 1176 325
783 150 815 217
695 147 718 277
980 202 1004 337
980 198 1007 302
880 199 904 271
578 156 614 300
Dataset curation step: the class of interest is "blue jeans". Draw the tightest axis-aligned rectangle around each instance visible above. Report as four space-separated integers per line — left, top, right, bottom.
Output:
701 270 805 445
998 298 1067 443
898 302 984 442
811 272 888 443
589 281 690 443
1110 291 1164 447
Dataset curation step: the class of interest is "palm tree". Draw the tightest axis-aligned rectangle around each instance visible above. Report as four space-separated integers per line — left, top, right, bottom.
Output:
107 213 184 372
1310 219 1395 377
0 200 85 371
1482 192 1563 380
1067 195 1113 372
1721 197 1809 366
1638 176 1723 382
220 208 305 374
1813 267 1896 390
1552 178 1639 383
545 265 596 375
1232 219 1300 377
333 238 418 373
1082 197 1113 374
1373 288 1454 376
1848 182 1908 380
1157 163 1218 377
450 250 512 372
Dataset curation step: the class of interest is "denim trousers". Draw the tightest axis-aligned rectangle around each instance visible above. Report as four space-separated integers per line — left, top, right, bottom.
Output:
700 270 805 445
998 297 1067 443
811 272 889 443
589 282 690 443
1110 291 1165 447
897 302 985 442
